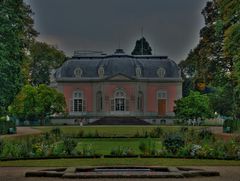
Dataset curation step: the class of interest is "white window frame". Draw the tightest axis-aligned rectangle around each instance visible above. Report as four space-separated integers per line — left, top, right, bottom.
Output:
72 91 84 112
114 90 126 112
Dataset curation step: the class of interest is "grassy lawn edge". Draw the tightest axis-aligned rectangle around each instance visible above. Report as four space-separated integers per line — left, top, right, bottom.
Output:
0 158 240 167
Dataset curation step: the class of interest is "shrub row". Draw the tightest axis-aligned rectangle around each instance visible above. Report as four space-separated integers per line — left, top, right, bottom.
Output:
0 120 16 135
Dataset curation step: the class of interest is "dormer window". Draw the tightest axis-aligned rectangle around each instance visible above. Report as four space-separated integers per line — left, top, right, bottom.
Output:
74 67 83 78
157 67 166 78
135 66 142 78
98 66 104 78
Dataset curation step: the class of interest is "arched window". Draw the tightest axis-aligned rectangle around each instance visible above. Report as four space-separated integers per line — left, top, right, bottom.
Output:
96 91 103 112
72 91 85 112
157 91 167 99
74 67 83 78
98 66 104 78
157 67 166 78
114 90 126 111
135 66 142 78
137 91 144 111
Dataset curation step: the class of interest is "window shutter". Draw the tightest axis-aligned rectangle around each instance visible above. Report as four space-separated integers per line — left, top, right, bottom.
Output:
111 99 114 111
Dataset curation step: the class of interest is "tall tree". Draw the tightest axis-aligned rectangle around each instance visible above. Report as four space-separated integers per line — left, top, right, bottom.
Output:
0 0 37 115
131 37 152 55
174 91 213 121
9 84 66 125
179 0 240 118
29 41 66 85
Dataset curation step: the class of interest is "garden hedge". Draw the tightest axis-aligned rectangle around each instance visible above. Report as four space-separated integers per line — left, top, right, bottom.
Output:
0 120 16 135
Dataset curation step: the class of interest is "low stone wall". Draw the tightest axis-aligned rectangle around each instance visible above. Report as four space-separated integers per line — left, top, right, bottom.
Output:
50 118 98 125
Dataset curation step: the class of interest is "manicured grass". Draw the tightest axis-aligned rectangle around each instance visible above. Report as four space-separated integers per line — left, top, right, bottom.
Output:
76 138 162 155
35 125 203 137
0 158 240 167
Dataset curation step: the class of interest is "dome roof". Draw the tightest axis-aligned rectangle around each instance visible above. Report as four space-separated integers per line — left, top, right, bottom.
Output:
55 50 181 81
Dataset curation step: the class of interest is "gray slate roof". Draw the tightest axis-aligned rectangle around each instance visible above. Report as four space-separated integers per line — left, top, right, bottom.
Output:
55 51 181 80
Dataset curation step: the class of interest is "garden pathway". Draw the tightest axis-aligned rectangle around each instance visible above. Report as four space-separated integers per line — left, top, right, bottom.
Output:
0 166 240 181
0 127 42 138
208 126 238 141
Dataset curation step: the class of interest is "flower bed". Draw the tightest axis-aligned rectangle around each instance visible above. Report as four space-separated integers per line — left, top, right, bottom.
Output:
0 127 240 160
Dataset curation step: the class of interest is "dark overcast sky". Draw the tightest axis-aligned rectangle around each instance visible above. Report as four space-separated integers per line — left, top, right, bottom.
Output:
24 0 208 62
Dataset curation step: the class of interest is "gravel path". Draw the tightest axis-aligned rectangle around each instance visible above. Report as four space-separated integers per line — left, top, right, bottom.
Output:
0 127 42 138
0 166 240 181
208 126 238 141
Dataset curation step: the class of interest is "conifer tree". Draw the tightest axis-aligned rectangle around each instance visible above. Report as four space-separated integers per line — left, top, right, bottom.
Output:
131 37 152 55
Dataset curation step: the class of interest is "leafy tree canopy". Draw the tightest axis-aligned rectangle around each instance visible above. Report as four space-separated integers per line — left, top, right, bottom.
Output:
0 0 37 115
174 91 213 121
29 41 66 86
178 0 240 118
131 37 152 55
9 84 66 124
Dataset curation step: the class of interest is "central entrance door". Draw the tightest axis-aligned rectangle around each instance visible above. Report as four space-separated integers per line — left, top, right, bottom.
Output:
158 99 166 116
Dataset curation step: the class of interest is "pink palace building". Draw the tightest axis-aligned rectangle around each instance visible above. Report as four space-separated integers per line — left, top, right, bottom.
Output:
51 49 182 124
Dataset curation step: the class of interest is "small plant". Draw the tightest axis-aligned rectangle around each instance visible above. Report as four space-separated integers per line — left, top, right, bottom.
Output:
63 138 77 155
139 138 157 156
51 141 65 156
141 130 149 138
190 144 202 157
77 130 84 138
134 131 141 138
85 132 94 138
76 144 96 156
163 134 185 154
0 139 3 155
110 146 134 156
94 130 100 137
180 127 188 133
198 128 213 140
50 127 62 137
149 127 163 138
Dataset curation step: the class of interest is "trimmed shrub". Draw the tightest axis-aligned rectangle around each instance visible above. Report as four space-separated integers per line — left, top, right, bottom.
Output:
163 134 185 154
0 120 16 135
223 119 240 133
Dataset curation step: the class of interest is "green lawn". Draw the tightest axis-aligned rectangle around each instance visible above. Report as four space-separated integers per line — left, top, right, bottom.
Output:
75 138 162 155
35 125 203 137
0 158 239 167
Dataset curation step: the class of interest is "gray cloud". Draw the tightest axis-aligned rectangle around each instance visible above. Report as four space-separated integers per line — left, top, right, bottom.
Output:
25 0 208 62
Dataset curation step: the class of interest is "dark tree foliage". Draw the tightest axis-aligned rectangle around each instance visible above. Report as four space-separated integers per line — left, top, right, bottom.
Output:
9 84 66 124
178 0 240 118
131 37 152 55
0 0 37 115
29 41 66 85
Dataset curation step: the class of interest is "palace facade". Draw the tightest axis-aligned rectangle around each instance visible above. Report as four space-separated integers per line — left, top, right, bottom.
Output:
51 49 182 123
